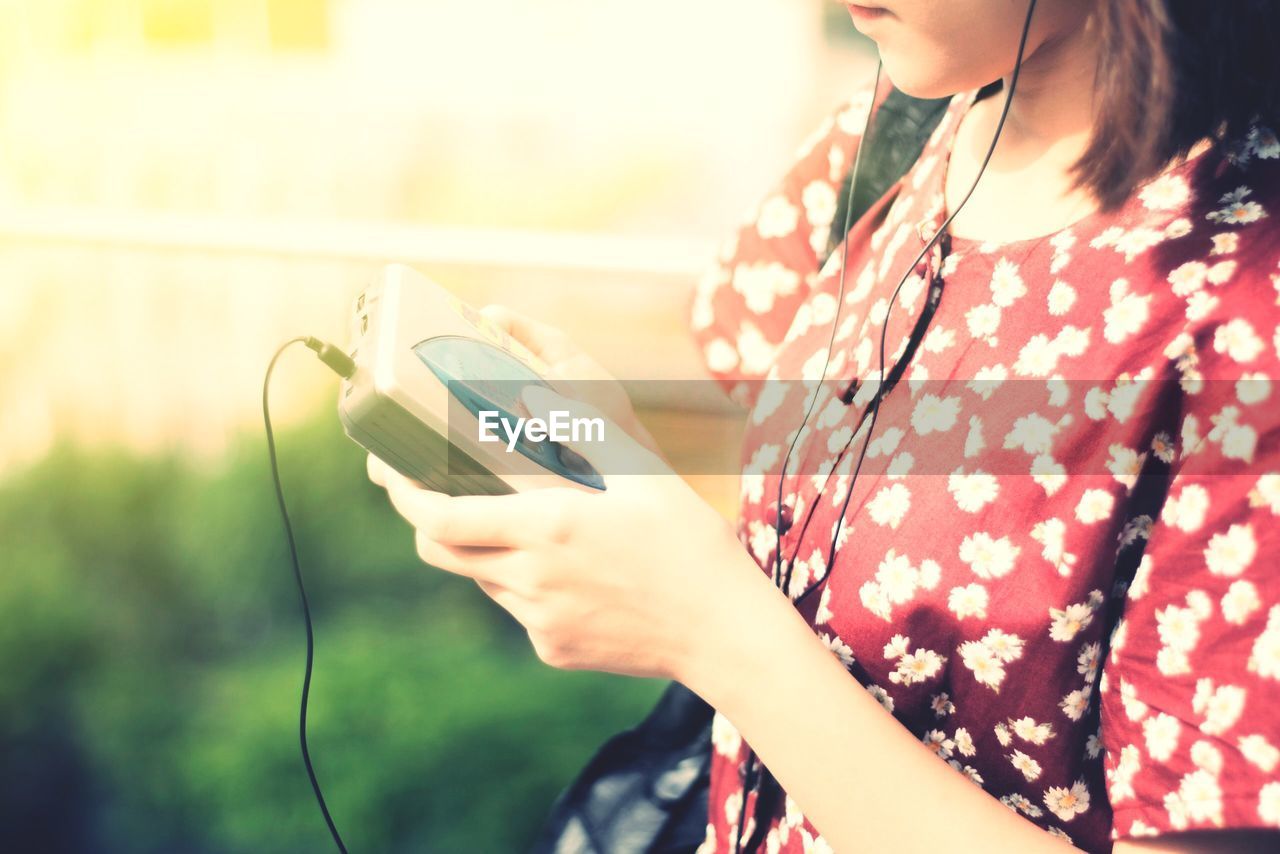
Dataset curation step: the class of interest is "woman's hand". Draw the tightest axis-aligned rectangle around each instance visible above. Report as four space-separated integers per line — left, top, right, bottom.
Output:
478 305 662 456
367 387 772 682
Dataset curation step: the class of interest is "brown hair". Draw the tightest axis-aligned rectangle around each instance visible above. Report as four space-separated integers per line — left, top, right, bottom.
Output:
1076 0 1280 210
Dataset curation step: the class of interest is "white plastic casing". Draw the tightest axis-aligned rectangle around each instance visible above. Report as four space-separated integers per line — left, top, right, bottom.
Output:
338 264 597 495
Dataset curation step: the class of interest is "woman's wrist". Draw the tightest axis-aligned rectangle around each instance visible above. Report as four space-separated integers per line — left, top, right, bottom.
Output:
672 556 812 708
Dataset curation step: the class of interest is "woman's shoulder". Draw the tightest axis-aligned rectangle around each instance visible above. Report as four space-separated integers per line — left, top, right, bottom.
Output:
1093 124 1280 365
687 86 881 405
1152 124 1280 272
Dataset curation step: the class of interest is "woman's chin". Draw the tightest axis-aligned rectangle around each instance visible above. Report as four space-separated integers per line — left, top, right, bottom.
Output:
876 51 989 101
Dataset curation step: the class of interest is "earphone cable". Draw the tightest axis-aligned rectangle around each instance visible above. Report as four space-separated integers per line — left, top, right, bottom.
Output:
768 61 883 590
795 0 1041 605
263 337 350 854
737 60 884 854
743 4 1041 850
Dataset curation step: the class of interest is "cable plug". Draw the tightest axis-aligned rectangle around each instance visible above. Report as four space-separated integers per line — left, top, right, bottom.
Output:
304 337 356 379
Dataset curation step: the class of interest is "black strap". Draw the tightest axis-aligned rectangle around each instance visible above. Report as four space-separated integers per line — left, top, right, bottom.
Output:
826 87 951 259
530 682 714 854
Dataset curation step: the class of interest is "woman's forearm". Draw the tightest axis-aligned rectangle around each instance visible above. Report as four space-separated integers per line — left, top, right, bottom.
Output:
681 569 1075 853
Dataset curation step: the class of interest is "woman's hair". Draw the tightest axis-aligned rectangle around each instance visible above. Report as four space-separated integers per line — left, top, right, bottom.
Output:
1077 0 1280 210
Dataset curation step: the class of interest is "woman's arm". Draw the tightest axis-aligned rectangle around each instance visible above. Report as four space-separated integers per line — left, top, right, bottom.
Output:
371 381 1277 854
370 394 1077 851
685 565 1075 852
684 570 1276 853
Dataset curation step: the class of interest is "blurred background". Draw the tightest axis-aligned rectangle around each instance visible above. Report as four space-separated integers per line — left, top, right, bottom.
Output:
0 1 872 850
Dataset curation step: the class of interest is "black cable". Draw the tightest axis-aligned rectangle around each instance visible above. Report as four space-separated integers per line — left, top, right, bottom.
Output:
741 3 1042 850
735 65 885 854
797 0 1039 606
263 337 350 854
768 62 883 591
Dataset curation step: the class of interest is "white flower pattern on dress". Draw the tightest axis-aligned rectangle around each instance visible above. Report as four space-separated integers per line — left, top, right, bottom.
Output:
690 88 1280 851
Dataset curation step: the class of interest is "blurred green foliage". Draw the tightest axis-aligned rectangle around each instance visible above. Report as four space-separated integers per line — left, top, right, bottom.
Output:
0 412 663 853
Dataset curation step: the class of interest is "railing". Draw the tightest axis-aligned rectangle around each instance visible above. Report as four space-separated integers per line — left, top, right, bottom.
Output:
0 204 742 497
0 205 713 279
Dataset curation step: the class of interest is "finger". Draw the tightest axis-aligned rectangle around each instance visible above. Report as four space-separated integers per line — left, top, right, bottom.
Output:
475 579 527 613
368 454 429 489
479 304 579 365
367 453 389 487
414 533 525 587
520 385 667 483
383 468 553 547
475 578 511 598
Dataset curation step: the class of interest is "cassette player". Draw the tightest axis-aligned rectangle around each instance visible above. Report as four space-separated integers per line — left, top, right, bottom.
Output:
338 264 605 495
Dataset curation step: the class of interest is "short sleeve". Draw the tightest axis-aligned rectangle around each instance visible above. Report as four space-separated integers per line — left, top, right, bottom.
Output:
1099 277 1280 839
689 92 873 409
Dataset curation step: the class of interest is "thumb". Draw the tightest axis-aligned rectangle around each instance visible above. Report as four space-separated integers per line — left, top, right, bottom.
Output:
520 385 666 479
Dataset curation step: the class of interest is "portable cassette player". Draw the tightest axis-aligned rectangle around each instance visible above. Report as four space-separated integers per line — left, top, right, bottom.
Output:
338 264 605 495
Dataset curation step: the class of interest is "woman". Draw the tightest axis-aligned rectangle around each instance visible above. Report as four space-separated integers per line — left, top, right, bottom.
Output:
369 1 1280 851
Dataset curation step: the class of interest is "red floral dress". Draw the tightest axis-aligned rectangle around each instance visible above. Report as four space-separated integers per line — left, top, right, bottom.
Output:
690 88 1280 852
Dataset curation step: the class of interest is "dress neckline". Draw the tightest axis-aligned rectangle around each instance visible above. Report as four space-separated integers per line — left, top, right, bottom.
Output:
916 86 1212 255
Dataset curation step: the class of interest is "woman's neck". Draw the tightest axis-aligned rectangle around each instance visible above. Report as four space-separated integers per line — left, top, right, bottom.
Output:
943 16 1103 244
996 14 1099 159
